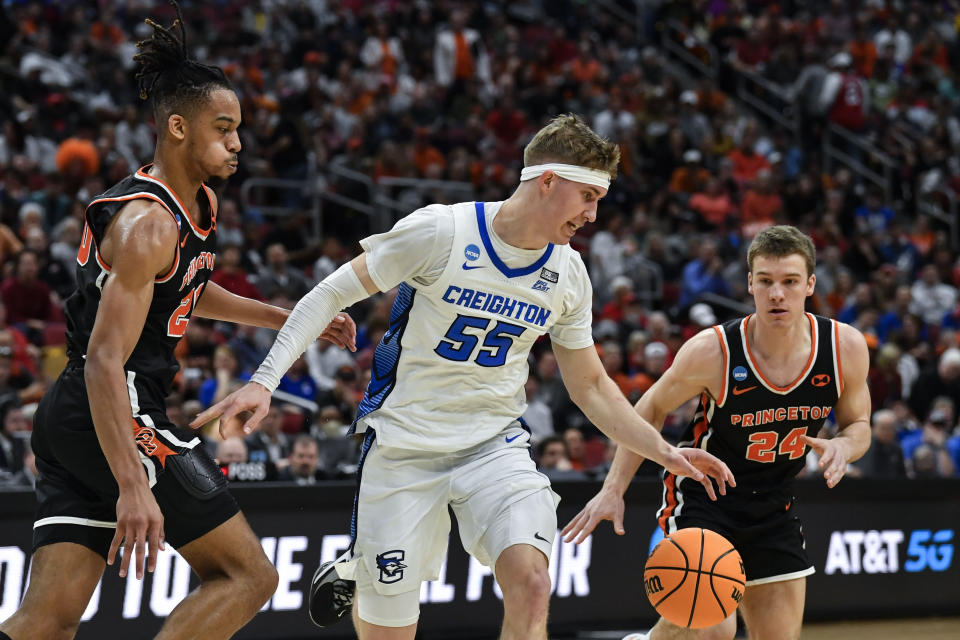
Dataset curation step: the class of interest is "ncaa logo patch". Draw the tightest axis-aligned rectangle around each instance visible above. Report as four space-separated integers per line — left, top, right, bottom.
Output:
464 244 481 261
733 366 748 382
376 550 407 584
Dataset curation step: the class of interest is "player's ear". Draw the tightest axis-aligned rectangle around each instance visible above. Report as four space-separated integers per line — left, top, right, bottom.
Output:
539 170 555 195
167 113 187 141
806 273 816 296
747 271 754 295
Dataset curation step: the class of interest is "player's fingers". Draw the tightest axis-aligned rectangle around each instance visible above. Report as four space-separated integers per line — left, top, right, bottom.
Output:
107 527 123 566
562 511 588 541
191 401 226 429
218 403 242 439
800 435 822 454
701 475 718 501
147 526 161 574
135 529 146 580
159 528 166 551
242 402 270 434
613 508 626 536
118 528 133 578
560 513 580 538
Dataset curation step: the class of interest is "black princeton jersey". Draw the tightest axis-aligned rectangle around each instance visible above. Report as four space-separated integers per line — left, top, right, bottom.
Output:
676 313 843 492
65 165 217 394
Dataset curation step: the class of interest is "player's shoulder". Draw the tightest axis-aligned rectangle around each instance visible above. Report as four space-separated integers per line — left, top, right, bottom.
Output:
109 198 179 250
676 326 725 364
833 320 870 370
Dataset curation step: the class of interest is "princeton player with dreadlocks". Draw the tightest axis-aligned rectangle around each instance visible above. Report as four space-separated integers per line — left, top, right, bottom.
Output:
0 3 355 639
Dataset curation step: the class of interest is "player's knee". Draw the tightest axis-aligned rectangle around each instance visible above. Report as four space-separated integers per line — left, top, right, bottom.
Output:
250 561 279 606
509 566 551 609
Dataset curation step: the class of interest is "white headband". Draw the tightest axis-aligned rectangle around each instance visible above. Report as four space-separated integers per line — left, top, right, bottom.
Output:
520 163 611 189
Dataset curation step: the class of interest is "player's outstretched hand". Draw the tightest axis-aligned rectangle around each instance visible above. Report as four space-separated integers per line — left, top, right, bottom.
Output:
561 486 625 544
109 483 165 580
801 434 848 488
320 312 357 352
190 381 273 438
663 447 736 501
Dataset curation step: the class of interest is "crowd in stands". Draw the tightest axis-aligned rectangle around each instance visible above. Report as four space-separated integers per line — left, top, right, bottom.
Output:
2 0 960 489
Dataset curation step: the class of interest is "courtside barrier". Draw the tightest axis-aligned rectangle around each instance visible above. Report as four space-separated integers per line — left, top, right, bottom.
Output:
1 478 958 638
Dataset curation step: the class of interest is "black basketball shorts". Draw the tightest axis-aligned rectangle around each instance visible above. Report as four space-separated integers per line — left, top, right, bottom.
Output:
657 473 814 585
30 363 239 559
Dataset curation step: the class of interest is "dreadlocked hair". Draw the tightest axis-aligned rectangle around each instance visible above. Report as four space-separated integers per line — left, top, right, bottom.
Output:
134 0 232 127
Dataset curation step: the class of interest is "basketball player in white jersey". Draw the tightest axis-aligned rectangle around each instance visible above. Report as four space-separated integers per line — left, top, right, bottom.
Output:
194 114 735 640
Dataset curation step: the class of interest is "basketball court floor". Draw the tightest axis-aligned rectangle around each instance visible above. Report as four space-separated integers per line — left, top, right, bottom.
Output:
574 617 960 639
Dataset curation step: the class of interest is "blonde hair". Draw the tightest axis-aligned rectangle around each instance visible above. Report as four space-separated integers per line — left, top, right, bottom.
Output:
523 114 620 180
747 225 816 276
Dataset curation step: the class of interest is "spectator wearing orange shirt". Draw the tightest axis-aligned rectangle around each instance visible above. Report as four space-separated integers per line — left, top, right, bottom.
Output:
849 22 877 78
727 132 770 184
740 169 783 238
669 149 710 195
412 128 446 176
689 177 737 229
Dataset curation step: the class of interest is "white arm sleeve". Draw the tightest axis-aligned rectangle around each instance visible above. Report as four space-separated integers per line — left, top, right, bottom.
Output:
250 262 369 392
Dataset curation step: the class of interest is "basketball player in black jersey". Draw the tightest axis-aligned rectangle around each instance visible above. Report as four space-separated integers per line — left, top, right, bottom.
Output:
0 5 354 640
563 226 871 640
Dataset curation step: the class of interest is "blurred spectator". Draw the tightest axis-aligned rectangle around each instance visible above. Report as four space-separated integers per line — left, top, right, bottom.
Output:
434 9 491 90
820 52 868 132
679 237 730 307
245 404 291 467
668 149 710 196
277 435 323 485
217 437 248 466
210 244 263 300
740 169 782 238
278 354 318 404
536 434 585 481
688 177 737 230
0 400 29 475
854 409 906 478
256 242 311 300
305 338 355 393
1 250 57 345
198 345 250 408
910 264 957 327
522 372 553 444
908 348 960 421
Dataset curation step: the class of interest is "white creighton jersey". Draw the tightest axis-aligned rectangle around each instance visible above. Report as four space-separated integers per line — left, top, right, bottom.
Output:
354 201 594 452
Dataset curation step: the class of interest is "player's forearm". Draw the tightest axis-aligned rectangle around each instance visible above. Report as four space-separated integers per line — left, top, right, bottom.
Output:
194 281 289 330
571 375 672 468
84 357 150 489
602 394 668 494
834 420 872 464
602 446 646 495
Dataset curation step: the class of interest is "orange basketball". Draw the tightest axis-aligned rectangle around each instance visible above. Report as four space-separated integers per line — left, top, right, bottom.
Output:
643 528 745 629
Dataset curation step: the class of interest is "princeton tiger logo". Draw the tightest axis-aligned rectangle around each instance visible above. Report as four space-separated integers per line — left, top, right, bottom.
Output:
811 374 831 387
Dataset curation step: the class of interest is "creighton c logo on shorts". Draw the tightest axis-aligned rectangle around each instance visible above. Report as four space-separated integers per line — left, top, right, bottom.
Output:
376 549 407 584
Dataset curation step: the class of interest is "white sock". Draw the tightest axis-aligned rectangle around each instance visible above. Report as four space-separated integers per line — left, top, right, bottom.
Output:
622 634 650 640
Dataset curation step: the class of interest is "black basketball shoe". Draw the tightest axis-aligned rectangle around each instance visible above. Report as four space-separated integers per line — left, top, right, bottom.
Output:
308 557 355 627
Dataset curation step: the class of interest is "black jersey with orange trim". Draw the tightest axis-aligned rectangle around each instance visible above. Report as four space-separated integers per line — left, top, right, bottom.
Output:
673 313 842 493
64 165 217 394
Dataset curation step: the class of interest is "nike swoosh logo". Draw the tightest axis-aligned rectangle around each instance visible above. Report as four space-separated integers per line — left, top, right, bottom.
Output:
505 433 523 443
462 262 484 270
732 385 757 396
534 532 549 542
